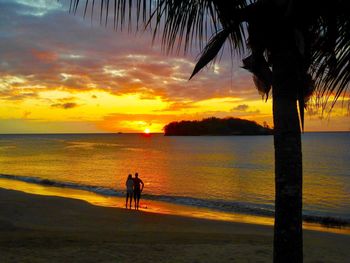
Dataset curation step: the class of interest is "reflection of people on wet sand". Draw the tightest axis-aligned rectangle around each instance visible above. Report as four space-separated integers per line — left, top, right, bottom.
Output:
133 172 144 210
125 174 134 209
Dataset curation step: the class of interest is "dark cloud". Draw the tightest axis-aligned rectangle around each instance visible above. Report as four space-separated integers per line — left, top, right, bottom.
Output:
51 102 78 109
232 104 249 111
56 96 77 102
0 89 38 101
231 104 260 115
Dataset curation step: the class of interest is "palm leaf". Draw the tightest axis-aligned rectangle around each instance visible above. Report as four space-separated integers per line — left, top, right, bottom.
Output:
189 28 230 79
307 1 350 109
69 0 246 54
68 0 349 109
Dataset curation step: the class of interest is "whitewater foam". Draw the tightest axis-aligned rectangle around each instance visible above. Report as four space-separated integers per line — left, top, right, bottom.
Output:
1 173 349 228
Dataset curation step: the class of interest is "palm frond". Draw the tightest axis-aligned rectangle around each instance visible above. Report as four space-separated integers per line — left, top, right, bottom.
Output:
70 0 151 30
67 0 349 109
189 28 230 79
308 1 350 109
69 0 247 54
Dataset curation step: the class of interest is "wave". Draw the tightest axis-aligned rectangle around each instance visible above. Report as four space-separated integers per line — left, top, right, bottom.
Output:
0 173 123 197
1 173 349 228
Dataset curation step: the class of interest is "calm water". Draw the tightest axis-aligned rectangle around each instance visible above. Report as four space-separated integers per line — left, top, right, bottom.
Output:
0 133 349 222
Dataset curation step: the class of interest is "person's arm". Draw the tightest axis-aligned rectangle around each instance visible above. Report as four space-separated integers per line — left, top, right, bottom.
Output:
140 179 144 192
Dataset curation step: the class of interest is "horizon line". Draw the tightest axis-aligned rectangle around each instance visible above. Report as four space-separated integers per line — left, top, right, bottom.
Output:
0 131 349 135
0 132 164 135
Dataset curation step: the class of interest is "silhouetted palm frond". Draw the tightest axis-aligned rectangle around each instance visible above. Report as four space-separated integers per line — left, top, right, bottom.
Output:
69 0 247 61
69 0 246 53
310 7 350 108
189 28 230 79
68 0 349 109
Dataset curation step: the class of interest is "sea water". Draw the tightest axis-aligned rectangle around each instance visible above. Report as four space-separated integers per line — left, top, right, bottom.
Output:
0 133 349 225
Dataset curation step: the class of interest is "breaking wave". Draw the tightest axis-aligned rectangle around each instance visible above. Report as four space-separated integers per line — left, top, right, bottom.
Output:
1 173 349 228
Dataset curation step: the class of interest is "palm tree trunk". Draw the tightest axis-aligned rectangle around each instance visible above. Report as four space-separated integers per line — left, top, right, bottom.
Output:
272 52 303 263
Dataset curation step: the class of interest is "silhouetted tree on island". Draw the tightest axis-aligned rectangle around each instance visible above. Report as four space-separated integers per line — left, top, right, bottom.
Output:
164 117 273 136
69 1 349 262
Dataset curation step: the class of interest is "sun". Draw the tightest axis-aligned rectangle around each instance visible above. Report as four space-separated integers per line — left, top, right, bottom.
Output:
144 128 150 134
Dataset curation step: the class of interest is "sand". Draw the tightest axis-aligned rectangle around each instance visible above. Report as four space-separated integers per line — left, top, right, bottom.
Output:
0 188 349 263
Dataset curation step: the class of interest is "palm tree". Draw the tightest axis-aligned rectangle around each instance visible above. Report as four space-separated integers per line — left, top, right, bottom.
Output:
69 1 349 262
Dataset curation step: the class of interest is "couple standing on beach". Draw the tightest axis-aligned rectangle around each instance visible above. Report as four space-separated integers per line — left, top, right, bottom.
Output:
125 173 144 210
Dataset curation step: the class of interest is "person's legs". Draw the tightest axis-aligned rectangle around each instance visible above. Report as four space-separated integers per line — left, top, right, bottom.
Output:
136 192 141 210
134 191 140 210
125 193 129 208
129 193 133 209
134 192 137 209
137 196 140 210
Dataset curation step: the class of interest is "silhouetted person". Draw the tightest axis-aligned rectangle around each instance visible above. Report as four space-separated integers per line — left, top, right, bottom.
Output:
133 172 144 210
125 174 134 209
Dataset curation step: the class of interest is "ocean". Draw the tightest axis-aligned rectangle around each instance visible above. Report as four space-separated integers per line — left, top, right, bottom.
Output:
0 133 349 227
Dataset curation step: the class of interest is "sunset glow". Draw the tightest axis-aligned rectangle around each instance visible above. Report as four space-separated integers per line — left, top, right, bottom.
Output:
0 0 349 133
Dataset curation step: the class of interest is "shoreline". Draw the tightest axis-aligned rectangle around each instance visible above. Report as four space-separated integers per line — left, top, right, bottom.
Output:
0 177 275 226
0 177 349 235
1 187 350 262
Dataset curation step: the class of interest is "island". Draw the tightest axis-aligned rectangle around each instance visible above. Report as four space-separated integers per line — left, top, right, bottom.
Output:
164 117 273 136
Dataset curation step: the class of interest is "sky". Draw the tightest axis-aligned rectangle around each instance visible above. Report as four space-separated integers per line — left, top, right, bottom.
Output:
0 0 349 133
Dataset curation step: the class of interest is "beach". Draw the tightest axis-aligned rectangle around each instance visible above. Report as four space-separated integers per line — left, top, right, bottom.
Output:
0 188 349 263
1 0 349 262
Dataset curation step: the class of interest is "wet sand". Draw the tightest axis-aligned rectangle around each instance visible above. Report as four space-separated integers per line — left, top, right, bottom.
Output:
0 188 349 263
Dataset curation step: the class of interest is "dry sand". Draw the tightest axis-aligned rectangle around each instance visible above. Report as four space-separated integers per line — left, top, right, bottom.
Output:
0 188 349 263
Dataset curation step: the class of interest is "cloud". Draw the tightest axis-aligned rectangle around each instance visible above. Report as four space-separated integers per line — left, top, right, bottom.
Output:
31 49 58 62
2 0 348 133
51 102 78 109
55 96 77 103
0 87 38 101
230 104 260 115
0 0 259 106
14 0 63 16
159 102 198 112
232 104 249 111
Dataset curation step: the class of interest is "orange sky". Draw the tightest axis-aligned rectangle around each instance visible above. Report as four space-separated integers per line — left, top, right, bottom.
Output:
0 0 349 133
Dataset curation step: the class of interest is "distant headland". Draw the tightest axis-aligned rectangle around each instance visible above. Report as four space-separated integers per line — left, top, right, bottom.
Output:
164 117 273 136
